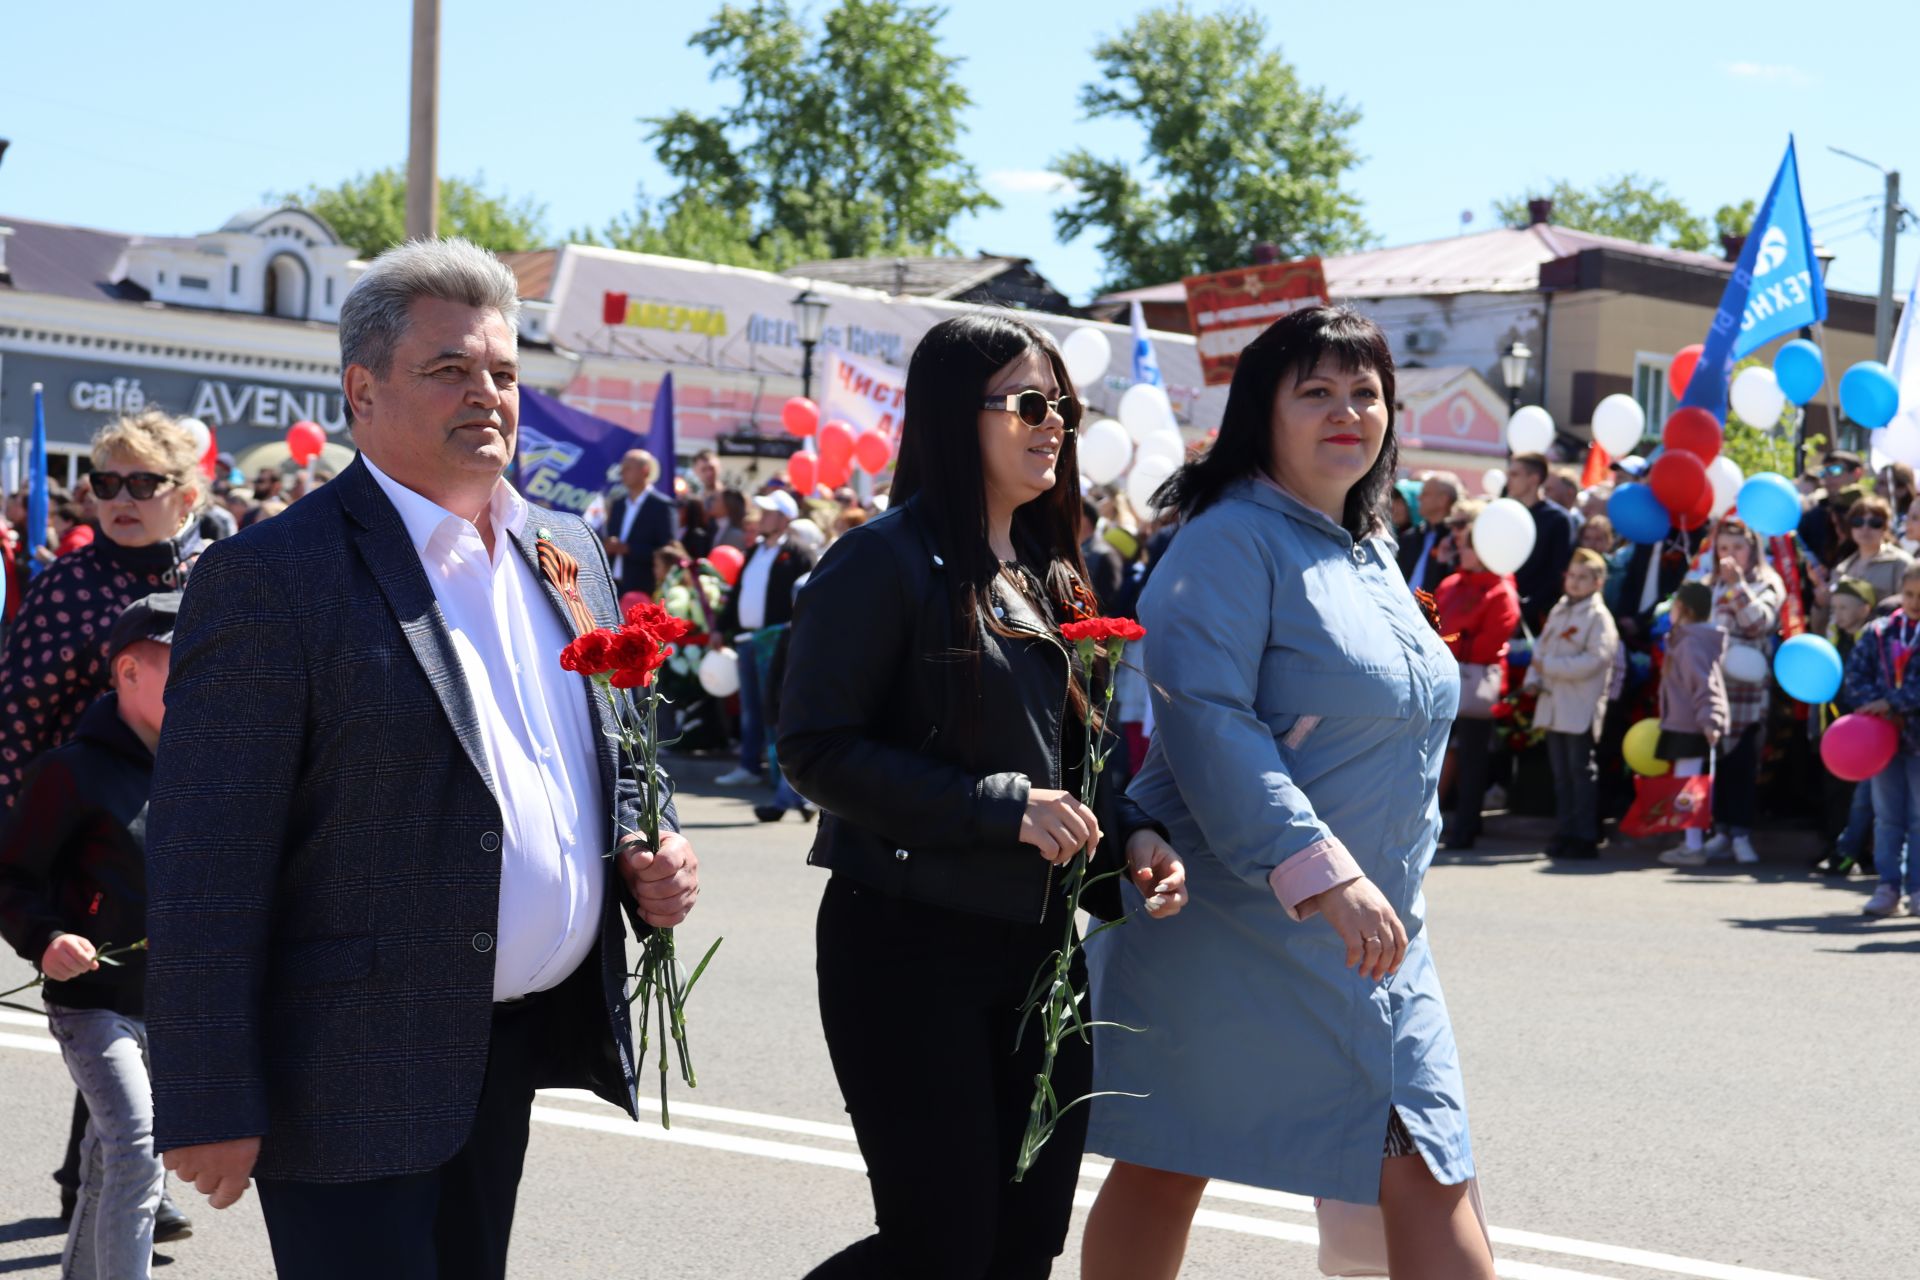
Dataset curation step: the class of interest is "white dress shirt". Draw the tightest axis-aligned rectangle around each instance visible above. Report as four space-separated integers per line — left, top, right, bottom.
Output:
365 457 606 1001
736 535 785 632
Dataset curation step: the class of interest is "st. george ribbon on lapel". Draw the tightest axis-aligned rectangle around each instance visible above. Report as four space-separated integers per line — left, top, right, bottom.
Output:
535 531 601 639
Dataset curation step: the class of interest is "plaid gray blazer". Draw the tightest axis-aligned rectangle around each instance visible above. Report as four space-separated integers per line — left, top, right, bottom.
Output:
146 456 666 1181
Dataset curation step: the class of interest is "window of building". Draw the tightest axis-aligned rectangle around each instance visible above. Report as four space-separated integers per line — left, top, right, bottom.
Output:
181 275 210 290
157 270 166 284
325 277 334 306
1632 354 1673 440
231 264 241 292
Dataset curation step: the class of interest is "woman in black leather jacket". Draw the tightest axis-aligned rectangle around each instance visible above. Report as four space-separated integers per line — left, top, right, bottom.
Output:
780 313 1187 1280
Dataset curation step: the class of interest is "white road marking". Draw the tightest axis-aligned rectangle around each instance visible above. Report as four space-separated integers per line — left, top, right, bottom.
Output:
0 1007 49 1029
0 1038 1828 1280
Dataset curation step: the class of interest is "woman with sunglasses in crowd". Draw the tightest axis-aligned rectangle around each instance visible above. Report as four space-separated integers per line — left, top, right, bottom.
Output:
780 313 1188 1279
0 409 206 809
1079 307 1493 1280
1824 494 1913 610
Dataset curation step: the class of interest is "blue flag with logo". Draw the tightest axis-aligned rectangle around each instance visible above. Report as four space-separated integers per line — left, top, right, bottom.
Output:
1130 300 1163 388
28 384 49 579
1680 138 1827 421
643 372 676 500
513 387 645 518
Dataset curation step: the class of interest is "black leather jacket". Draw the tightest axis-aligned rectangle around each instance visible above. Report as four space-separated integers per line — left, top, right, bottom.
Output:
779 498 1156 924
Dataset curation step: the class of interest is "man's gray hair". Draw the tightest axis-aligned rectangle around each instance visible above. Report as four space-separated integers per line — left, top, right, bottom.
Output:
338 238 522 380
1419 472 1463 502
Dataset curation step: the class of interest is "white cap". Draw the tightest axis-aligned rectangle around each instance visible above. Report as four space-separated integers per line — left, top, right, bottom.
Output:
753 490 800 520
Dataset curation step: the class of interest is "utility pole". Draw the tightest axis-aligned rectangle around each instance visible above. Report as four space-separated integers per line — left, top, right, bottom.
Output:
1830 147 1907 363
405 0 441 242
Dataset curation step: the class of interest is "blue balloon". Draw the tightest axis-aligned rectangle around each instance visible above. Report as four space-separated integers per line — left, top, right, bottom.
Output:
1608 481 1672 544
1840 361 1900 429
1774 339 1825 406
1774 633 1843 705
1736 472 1801 537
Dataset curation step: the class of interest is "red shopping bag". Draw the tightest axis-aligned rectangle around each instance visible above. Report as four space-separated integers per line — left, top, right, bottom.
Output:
1620 772 1714 838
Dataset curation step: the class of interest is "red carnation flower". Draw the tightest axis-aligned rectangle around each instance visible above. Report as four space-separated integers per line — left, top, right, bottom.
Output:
1489 702 1514 720
560 628 618 675
1061 616 1147 645
1507 733 1529 750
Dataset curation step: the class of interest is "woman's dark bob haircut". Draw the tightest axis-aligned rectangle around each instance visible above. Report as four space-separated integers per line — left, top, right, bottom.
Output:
1155 305 1398 538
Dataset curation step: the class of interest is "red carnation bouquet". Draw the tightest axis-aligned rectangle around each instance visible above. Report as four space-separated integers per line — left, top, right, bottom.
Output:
1014 614 1148 1181
559 598 723 1127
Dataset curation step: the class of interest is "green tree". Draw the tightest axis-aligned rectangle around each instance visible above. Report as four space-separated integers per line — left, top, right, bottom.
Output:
279 168 549 256
1495 175 1711 251
1050 3 1370 292
1714 198 1758 241
628 0 994 268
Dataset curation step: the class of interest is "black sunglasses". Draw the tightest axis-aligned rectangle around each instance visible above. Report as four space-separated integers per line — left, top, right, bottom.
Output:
1850 513 1889 530
91 471 176 501
982 390 1082 432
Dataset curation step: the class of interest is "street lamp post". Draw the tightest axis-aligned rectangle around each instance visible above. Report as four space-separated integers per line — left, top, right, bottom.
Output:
1500 340 1532 414
790 288 831 401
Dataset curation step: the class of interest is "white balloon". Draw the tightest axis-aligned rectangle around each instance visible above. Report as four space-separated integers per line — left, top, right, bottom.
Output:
1728 366 1787 430
1481 467 1506 497
1134 429 1186 471
697 648 740 699
1591 394 1646 458
1724 645 1770 685
1706 455 1744 517
1505 405 1554 455
1118 383 1176 444
1127 453 1178 512
1060 326 1114 391
1077 418 1131 485
178 417 212 454
1472 497 1536 575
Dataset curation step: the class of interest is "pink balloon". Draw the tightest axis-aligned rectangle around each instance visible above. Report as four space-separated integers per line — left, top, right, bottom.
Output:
854 431 892 474
1821 713 1899 782
782 397 819 438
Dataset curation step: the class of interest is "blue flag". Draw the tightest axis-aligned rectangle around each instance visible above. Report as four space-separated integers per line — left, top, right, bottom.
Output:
644 373 676 500
1680 138 1827 421
1130 300 1163 388
28 383 49 580
514 388 649 518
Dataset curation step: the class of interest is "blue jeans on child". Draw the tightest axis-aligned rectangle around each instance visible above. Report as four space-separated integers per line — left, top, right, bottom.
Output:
1837 779 1875 859
45 1003 164 1280
1869 754 1920 893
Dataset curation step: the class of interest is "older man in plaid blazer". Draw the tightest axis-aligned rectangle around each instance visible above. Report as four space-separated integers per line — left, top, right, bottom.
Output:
144 239 700 1279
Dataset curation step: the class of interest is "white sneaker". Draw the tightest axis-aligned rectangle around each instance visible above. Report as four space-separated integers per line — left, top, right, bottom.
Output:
1699 832 1732 861
1660 843 1709 867
714 767 761 786
1864 884 1908 917
1731 835 1760 864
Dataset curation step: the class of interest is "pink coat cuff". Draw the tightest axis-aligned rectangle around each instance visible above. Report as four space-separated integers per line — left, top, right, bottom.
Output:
1269 837 1364 921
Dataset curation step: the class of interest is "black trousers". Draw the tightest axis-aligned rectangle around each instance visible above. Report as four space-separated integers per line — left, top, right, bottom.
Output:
1546 731 1600 842
1448 718 1496 842
255 992 554 1280
807 875 1089 1280
1714 722 1763 831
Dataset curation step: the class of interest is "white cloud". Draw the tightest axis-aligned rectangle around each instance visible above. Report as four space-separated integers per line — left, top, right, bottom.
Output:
1725 61 1814 87
987 168 1078 197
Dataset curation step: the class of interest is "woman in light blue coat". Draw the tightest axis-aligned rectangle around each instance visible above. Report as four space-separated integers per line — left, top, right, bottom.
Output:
1081 307 1494 1279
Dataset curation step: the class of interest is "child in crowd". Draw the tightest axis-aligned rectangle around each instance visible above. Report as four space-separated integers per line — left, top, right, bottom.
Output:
1840 564 1920 916
1818 579 1879 876
1526 549 1621 859
1656 583 1730 867
0 593 177 1279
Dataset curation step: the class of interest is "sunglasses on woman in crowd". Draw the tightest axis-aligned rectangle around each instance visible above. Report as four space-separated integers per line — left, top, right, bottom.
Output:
1850 513 1889 530
90 471 177 501
983 389 1083 432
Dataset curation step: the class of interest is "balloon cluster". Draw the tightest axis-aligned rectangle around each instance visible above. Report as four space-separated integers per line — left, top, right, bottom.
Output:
1063 325 1188 511
779 396 893 492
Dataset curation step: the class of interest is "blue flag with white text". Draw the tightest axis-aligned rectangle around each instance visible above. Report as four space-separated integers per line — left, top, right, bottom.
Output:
643 372 676 500
28 384 49 579
514 388 646 519
1680 138 1827 421
1130 300 1163 388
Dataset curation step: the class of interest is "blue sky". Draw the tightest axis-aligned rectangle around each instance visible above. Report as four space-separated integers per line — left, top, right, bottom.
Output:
1 0 1912 304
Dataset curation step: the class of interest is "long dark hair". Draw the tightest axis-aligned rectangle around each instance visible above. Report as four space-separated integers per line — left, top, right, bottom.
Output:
891 313 1093 723
1156 305 1398 538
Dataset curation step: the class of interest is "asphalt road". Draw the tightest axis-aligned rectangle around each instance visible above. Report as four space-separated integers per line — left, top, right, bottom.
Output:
1 761 1912 1279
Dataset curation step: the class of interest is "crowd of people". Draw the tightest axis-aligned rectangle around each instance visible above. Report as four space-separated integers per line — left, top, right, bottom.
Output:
0 231 1899 1280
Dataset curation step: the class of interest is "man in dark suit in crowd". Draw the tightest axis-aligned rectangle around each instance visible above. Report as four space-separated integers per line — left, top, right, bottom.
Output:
1080 495 1128 616
1799 448 1867 569
1396 473 1460 595
714 490 815 788
144 239 700 1280
1506 452 1575 631
603 448 676 597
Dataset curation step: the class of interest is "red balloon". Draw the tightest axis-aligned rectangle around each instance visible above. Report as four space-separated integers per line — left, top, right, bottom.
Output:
1661 407 1722 464
854 431 893 474
782 397 819 438
708 544 745 586
786 451 816 494
286 420 326 466
1679 482 1715 531
1648 449 1708 513
818 420 855 470
1668 344 1704 400
1822 713 1900 782
818 453 852 490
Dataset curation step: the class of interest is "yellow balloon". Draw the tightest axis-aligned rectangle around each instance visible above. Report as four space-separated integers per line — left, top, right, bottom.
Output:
1624 719 1671 777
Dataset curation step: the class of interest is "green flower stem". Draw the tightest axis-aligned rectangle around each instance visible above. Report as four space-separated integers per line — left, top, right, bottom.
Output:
0 939 149 1004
